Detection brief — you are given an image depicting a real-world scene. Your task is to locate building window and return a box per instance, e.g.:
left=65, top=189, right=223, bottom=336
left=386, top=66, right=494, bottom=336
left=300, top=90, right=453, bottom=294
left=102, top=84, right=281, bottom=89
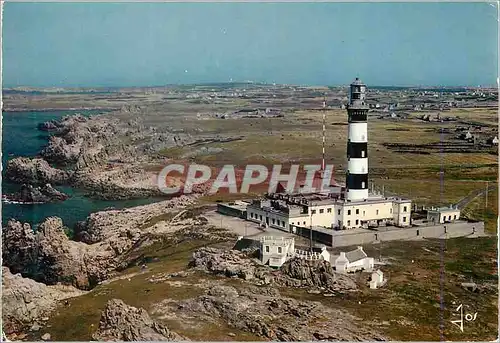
left=403, top=206, right=407, bottom=212
left=282, top=221, right=285, bottom=227
left=390, top=208, right=392, bottom=214
left=291, top=222, right=294, bottom=225
left=448, top=215, right=451, bottom=221
left=272, top=219, right=275, bottom=224
left=265, top=246, right=269, bottom=253
left=319, top=209, right=324, bottom=214
left=303, top=221, right=306, bottom=225
left=278, top=247, right=282, bottom=254
left=403, top=217, right=406, bottom=222
left=416, top=230, right=419, bottom=236
left=453, top=215, right=456, bottom=220
left=338, top=209, right=341, bottom=215
left=250, top=213, right=253, bottom=218
left=327, top=208, right=332, bottom=213
left=376, top=209, right=379, bottom=215
left=363, top=211, right=365, bottom=216
left=312, top=210, right=316, bottom=214
left=260, top=215, right=262, bottom=220
left=347, top=210, right=351, bottom=215
left=347, top=220, right=351, bottom=226
left=355, top=219, right=359, bottom=225
left=356, top=209, right=359, bottom=215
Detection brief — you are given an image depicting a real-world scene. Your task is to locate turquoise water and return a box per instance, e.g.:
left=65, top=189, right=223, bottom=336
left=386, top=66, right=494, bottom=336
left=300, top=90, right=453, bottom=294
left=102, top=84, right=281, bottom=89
left=2, top=111, right=163, bottom=229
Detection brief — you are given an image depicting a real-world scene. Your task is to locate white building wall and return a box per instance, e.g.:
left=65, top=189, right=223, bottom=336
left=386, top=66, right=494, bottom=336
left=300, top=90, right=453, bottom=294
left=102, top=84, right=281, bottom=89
left=247, top=206, right=290, bottom=231
left=427, top=209, right=460, bottom=224
left=341, top=201, right=394, bottom=229
left=393, top=201, right=411, bottom=227
left=260, top=237, right=295, bottom=266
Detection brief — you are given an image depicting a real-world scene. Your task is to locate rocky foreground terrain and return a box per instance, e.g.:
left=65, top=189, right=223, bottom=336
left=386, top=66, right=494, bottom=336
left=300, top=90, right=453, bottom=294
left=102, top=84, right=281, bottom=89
left=2, top=267, right=85, bottom=337
left=92, top=299, right=186, bottom=341
left=153, top=284, right=385, bottom=341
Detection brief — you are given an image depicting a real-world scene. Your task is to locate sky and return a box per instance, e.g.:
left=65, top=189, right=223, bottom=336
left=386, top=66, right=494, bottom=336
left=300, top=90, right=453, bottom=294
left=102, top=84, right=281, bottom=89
left=3, top=2, right=499, bottom=88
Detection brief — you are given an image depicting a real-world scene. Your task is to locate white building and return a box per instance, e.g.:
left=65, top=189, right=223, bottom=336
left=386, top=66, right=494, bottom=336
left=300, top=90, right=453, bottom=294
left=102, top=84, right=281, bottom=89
left=246, top=194, right=412, bottom=231
left=259, top=236, right=295, bottom=268
left=334, top=246, right=374, bottom=273
left=369, top=270, right=384, bottom=289
left=426, top=206, right=461, bottom=224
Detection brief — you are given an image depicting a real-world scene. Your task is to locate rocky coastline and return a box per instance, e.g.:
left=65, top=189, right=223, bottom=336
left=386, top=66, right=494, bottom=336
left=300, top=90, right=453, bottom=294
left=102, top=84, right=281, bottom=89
left=5, top=112, right=201, bottom=201
left=4, top=184, right=69, bottom=204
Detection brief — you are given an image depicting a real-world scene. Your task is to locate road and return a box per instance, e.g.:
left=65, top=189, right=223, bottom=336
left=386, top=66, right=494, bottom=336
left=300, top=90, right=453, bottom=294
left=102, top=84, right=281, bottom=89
left=455, top=187, right=488, bottom=209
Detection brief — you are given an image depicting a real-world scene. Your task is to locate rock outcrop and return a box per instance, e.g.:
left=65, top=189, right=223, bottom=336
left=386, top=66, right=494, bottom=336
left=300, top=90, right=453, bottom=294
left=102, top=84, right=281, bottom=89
left=190, top=247, right=357, bottom=293
left=276, top=258, right=357, bottom=292
left=5, top=183, right=69, bottom=203
left=156, top=285, right=385, bottom=341
left=5, top=157, right=70, bottom=185
left=2, top=217, right=93, bottom=289
left=37, top=120, right=62, bottom=132
left=3, top=201, right=232, bottom=290
left=92, top=299, right=185, bottom=341
left=2, top=267, right=84, bottom=334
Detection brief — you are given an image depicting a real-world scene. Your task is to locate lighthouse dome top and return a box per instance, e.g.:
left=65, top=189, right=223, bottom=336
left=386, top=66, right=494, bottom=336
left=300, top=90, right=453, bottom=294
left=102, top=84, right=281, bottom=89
left=351, top=77, right=365, bottom=86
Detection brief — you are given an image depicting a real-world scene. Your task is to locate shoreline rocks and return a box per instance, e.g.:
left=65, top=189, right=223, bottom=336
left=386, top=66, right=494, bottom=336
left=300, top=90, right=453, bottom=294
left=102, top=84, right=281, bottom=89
left=2, top=199, right=230, bottom=291
left=5, top=157, right=70, bottom=185
left=5, top=183, right=69, bottom=203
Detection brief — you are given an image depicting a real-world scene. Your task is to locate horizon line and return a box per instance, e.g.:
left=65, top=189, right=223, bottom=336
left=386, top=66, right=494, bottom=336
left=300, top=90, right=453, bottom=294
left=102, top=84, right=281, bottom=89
left=3, top=81, right=499, bottom=90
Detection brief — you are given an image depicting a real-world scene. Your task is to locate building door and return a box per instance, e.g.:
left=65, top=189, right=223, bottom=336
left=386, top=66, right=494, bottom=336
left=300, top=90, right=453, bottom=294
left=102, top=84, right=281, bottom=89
left=266, top=217, right=269, bottom=225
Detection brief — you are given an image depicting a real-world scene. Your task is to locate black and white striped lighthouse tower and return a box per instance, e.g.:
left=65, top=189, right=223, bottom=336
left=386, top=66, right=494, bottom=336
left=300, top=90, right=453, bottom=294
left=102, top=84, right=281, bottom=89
left=346, top=77, right=369, bottom=201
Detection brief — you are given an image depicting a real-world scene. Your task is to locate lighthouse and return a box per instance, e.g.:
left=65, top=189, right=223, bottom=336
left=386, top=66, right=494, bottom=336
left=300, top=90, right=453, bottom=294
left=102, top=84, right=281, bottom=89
left=346, top=77, right=369, bottom=201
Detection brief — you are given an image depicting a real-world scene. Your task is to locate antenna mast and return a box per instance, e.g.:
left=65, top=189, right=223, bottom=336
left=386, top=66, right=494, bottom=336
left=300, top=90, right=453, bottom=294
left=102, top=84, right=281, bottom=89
left=322, top=97, right=326, bottom=172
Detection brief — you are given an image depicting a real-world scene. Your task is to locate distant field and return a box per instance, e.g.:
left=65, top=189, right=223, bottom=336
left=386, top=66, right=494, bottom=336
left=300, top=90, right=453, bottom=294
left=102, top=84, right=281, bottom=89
left=161, top=107, right=498, bottom=233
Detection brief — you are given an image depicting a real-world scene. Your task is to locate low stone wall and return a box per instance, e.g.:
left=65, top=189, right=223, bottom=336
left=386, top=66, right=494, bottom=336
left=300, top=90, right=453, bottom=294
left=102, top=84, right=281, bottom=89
left=332, top=221, right=485, bottom=247
left=291, top=226, right=333, bottom=246
left=291, top=221, right=486, bottom=247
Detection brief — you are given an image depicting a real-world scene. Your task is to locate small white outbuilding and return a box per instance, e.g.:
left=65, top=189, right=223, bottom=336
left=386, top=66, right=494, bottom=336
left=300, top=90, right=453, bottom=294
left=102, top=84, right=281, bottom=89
left=334, top=246, right=374, bottom=273
left=369, top=270, right=385, bottom=289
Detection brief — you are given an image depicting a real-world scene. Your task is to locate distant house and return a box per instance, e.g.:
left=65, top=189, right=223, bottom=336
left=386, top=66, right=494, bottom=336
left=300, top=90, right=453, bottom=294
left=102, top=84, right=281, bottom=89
left=334, top=246, right=374, bottom=273
left=487, top=136, right=499, bottom=146
left=369, top=270, right=385, bottom=289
